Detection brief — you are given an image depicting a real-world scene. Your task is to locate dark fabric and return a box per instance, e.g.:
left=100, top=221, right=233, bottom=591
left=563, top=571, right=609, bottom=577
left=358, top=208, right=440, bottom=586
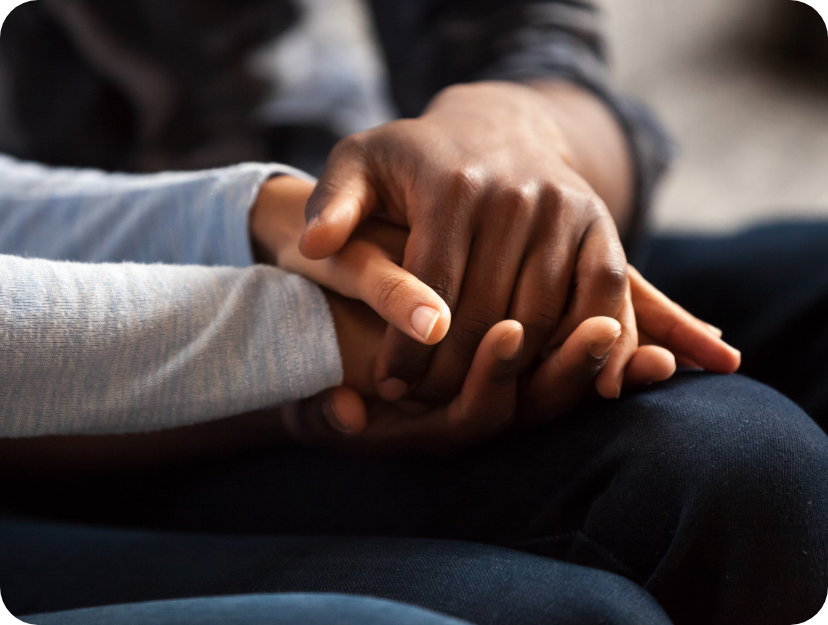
left=0, top=0, right=299, bottom=171
left=0, top=0, right=671, bottom=254
left=5, top=225, right=828, bottom=624
left=644, top=221, right=828, bottom=427
left=1, top=372, right=826, bottom=625
left=2, top=524, right=671, bottom=625
left=1, top=218, right=827, bottom=624
left=0, top=3, right=137, bottom=171
left=23, top=594, right=474, bottom=625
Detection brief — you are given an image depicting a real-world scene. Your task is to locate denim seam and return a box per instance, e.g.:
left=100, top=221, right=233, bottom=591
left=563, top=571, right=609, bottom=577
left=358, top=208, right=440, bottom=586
left=515, top=530, right=644, bottom=585
left=573, top=530, right=645, bottom=584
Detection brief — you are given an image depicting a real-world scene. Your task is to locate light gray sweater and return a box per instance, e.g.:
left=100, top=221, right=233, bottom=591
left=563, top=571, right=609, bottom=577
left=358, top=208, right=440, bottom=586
left=0, top=155, right=343, bottom=437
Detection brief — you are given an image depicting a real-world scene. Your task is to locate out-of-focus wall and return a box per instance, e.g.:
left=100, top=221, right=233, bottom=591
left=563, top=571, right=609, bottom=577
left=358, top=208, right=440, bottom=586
left=606, top=0, right=828, bottom=232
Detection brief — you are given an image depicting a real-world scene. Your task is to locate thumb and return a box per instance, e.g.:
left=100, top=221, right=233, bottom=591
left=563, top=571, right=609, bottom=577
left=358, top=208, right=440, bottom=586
left=333, top=238, right=452, bottom=346
left=522, top=316, right=622, bottom=424
left=300, top=138, right=379, bottom=260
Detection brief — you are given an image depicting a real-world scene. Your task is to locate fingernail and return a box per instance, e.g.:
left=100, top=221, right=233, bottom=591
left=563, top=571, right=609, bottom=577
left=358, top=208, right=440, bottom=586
left=411, top=306, right=441, bottom=342
left=299, top=216, right=322, bottom=246
left=615, top=380, right=623, bottom=399
left=306, top=215, right=323, bottom=232
left=322, top=400, right=351, bottom=434
left=588, top=335, right=620, bottom=360
left=378, top=378, right=408, bottom=401
left=495, top=327, right=524, bottom=361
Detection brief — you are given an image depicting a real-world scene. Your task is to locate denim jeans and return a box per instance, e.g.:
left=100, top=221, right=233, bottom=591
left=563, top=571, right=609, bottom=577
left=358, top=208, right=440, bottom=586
left=2, top=519, right=672, bottom=625
left=645, top=222, right=828, bottom=425
left=2, top=223, right=828, bottom=625
left=21, top=595, right=473, bottom=625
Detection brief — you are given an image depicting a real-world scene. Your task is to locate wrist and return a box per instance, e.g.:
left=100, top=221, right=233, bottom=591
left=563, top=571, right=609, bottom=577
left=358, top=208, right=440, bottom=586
left=249, top=175, right=316, bottom=265
left=525, top=79, right=634, bottom=232
left=427, top=79, right=633, bottom=234
left=425, top=81, right=577, bottom=166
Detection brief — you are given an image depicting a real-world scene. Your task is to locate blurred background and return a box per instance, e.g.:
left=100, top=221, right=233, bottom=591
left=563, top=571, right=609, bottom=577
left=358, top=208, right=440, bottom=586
left=266, top=0, right=828, bottom=234
left=608, top=0, right=828, bottom=233
left=3, top=0, right=827, bottom=234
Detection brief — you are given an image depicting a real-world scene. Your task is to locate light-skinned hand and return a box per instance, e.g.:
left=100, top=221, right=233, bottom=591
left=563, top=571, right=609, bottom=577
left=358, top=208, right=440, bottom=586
left=251, top=174, right=451, bottom=347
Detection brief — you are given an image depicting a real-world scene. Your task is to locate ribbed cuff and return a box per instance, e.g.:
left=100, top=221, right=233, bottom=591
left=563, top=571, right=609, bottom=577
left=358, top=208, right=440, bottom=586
left=220, top=162, right=318, bottom=269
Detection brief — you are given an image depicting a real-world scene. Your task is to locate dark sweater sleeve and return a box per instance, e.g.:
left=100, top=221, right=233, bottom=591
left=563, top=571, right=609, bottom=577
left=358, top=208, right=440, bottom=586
left=367, top=0, right=674, bottom=259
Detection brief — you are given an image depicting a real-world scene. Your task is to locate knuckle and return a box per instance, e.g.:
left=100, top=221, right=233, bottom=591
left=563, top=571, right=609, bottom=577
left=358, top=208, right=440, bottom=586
left=446, top=166, right=486, bottom=203
left=328, top=133, right=369, bottom=164
left=539, top=182, right=566, bottom=209
left=594, top=262, right=628, bottom=296
left=392, top=118, right=426, bottom=142
left=579, top=193, right=609, bottom=217
left=416, top=267, right=458, bottom=310
left=544, top=183, right=606, bottom=220
left=581, top=244, right=627, bottom=298
left=451, top=307, right=501, bottom=354
left=341, top=132, right=367, bottom=151
left=498, top=184, right=538, bottom=220
left=373, top=274, right=414, bottom=312
left=519, top=295, right=566, bottom=332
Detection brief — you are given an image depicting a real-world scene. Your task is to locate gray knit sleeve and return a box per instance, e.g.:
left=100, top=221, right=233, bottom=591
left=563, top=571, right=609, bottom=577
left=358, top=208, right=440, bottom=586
left=0, top=153, right=315, bottom=268
left=0, top=254, right=343, bottom=437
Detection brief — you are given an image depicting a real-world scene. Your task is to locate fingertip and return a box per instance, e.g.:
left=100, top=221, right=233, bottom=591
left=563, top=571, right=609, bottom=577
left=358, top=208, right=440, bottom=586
left=298, top=228, right=334, bottom=261
left=698, top=338, right=741, bottom=374
left=365, top=265, right=452, bottom=347
left=297, top=215, right=324, bottom=257
left=299, top=202, right=362, bottom=260
left=410, top=305, right=443, bottom=344
left=662, top=351, right=678, bottom=380
left=595, top=373, right=622, bottom=400
left=325, top=386, right=367, bottom=435
left=602, top=316, right=623, bottom=337
left=623, top=346, right=677, bottom=389
left=577, top=316, right=622, bottom=343
left=407, top=280, right=452, bottom=345
left=453, top=320, right=523, bottom=435
left=494, top=322, right=524, bottom=362
left=556, top=317, right=624, bottom=400
left=587, top=333, right=620, bottom=361
left=563, top=316, right=621, bottom=364
left=705, top=323, right=724, bottom=338
left=463, top=320, right=523, bottom=390
left=724, top=346, right=742, bottom=374
left=377, top=378, right=408, bottom=402
left=424, top=298, right=452, bottom=344
left=645, top=347, right=677, bottom=384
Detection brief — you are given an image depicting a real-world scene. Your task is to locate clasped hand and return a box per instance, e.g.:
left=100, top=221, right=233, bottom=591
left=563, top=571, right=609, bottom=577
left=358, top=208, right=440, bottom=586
left=251, top=81, right=741, bottom=453
left=252, top=199, right=739, bottom=455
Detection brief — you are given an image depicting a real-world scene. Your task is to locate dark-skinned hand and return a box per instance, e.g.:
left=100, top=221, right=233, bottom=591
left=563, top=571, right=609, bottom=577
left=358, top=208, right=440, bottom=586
left=299, top=81, right=631, bottom=406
